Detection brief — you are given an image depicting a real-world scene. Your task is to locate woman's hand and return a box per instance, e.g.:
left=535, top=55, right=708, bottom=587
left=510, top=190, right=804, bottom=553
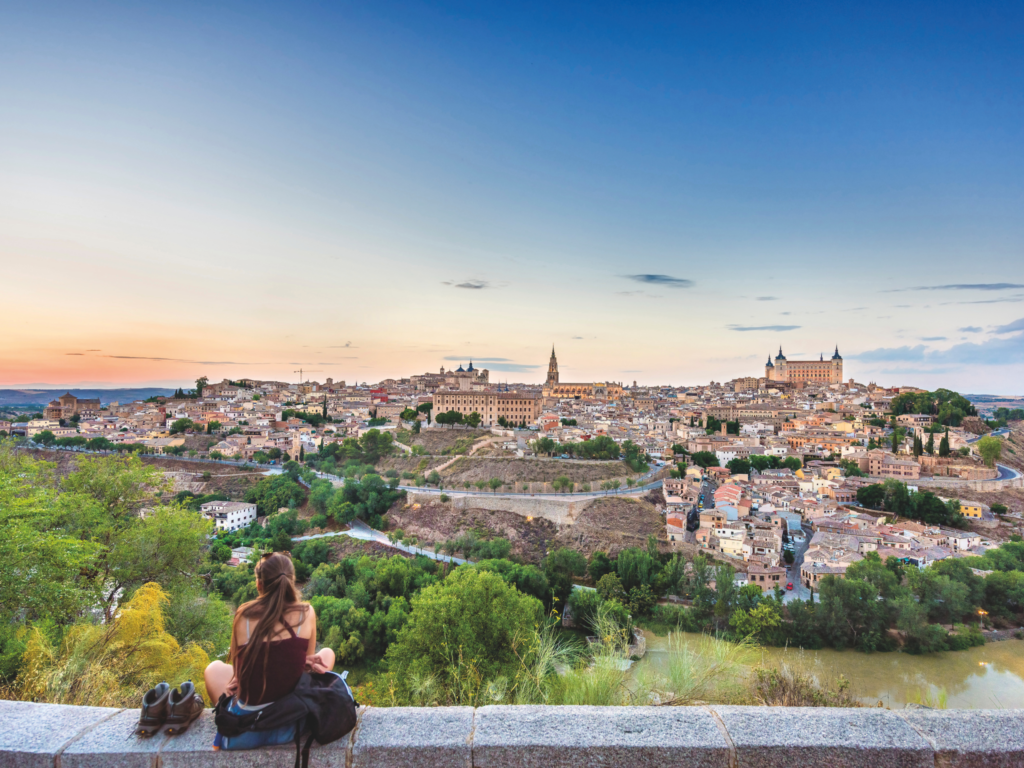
left=305, top=650, right=332, bottom=674
left=226, top=676, right=239, bottom=696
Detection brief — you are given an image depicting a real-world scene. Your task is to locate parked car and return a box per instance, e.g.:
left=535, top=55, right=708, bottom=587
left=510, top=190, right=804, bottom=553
left=785, top=582, right=794, bottom=591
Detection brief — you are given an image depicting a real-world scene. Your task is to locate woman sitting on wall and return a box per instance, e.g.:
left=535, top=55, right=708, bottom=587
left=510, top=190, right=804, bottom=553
left=204, top=552, right=336, bottom=749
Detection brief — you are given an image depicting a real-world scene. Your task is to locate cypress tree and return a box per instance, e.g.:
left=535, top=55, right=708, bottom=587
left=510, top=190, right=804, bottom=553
left=925, top=431, right=935, bottom=455
left=891, top=428, right=899, bottom=453
left=939, top=429, right=950, bottom=457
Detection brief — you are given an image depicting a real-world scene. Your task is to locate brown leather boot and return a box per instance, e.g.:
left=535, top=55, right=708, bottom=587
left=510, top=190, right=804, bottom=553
left=136, top=682, right=171, bottom=737
left=165, top=681, right=205, bottom=735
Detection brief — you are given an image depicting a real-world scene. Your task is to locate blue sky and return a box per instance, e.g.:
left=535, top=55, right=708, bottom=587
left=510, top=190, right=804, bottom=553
left=1, top=1, right=1022, bottom=391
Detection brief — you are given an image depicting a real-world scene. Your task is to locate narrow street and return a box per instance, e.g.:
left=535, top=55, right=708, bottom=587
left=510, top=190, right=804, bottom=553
left=782, top=523, right=812, bottom=603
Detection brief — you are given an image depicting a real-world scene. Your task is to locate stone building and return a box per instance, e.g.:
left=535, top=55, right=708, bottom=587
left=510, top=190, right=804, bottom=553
left=542, top=347, right=624, bottom=399
left=765, top=346, right=843, bottom=385
left=43, top=392, right=102, bottom=420
left=432, top=390, right=541, bottom=427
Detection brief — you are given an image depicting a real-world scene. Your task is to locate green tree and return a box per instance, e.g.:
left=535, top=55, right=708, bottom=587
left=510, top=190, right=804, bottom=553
left=977, top=435, right=1002, bottom=467
left=588, top=551, right=615, bottom=583
left=34, top=430, right=56, bottom=446
left=417, top=402, right=433, bottom=424
left=925, top=431, right=935, bottom=455
left=596, top=572, right=626, bottom=602
left=532, top=436, right=557, bottom=456
left=383, top=567, right=544, bottom=705
left=726, top=458, right=751, bottom=475
left=690, top=451, right=719, bottom=468
left=464, top=411, right=483, bottom=428
left=552, top=475, right=573, bottom=492
left=488, top=477, right=503, bottom=493
left=938, top=429, right=950, bottom=457
left=542, top=547, right=588, bottom=604
left=782, top=456, right=802, bottom=471
left=616, top=547, right=657, bottom=592
left=730, top=600, right=782, bottom=643
left=169, top=418, right=195, bottom=434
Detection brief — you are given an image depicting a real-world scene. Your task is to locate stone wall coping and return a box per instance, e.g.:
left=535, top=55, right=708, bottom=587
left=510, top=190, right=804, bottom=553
left=0, top=700, right=1022, bottom=767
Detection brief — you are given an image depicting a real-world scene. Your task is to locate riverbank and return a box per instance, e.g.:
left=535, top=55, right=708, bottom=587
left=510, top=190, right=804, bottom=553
left=639, top=631, right=1024, bottom=709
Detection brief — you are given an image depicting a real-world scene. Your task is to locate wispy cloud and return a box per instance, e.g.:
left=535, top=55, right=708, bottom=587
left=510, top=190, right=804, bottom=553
left=65, top=353, right=84, bottom=356
left=443, top=356, right=513, bottom=362
left=959, top=326, right=982, bottom=333
left=622, top=274, right=693, bottom=288
left=572, top=336, right=584, bottom=340
left=940, top=296, right=1024, bottom=306
left=854, top=324, right=1024, bottom=368
left=442, top=279, right=490, bottom=289
left=728, top=325, right=801, bottom=332
left=994, top=317, right=1024, bottom=334
left=327, top=342, right=357, bottom=348
left=103, top=355, right=264, bottom=365
left=884, top=283, right=1024, bottom=293
left=756, top=296, right=777, bottom=301
left=920, top=336, right=947, bottom=341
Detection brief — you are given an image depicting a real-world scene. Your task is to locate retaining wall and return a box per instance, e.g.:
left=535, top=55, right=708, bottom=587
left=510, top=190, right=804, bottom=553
left=2, top=700, right=1022, bottom=767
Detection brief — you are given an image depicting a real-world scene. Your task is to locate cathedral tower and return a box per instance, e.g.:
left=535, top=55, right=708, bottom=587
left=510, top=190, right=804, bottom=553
left=546, top=346, right=559, bottom=386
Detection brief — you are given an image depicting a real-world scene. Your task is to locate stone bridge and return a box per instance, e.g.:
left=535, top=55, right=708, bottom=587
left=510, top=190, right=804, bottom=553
left=2, top=700, right=1021, bottom=767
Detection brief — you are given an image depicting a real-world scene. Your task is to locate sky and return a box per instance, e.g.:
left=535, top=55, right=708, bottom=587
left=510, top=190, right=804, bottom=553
left=1, top=1, right=1022, bottom=392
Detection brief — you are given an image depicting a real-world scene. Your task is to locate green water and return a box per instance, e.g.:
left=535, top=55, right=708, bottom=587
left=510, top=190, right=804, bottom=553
left=641, top=633, right=1024, bottom=709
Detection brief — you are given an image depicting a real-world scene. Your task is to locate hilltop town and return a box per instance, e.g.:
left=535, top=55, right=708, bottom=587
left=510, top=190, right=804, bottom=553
left=3, top=346, right=1021, bottom=594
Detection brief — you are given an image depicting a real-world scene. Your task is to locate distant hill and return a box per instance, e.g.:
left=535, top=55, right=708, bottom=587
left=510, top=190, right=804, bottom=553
left=965, top=394, right=1024, bottom=418
left=0, top=388, right=175, bottom=407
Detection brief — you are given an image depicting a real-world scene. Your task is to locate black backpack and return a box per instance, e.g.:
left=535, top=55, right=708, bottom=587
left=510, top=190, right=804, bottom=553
left=214, top=671, right=358, bottom=768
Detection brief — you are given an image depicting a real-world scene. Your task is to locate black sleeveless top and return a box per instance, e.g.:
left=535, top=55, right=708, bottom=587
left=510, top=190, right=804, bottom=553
left=237, top=609, right=309, bottom=705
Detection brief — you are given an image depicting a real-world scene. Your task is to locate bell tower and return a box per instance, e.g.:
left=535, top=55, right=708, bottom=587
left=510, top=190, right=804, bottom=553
left=546, top=346, right=559, bottom=386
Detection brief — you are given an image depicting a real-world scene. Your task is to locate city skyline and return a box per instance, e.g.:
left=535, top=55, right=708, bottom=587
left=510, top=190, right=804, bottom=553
left=2, top=2, right=1022, bottom=392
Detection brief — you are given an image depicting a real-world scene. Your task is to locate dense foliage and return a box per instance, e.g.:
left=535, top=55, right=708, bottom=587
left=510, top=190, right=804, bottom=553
left=889, top=389, right=977, bottom=426
left=855, top=479, right=967, bottom=528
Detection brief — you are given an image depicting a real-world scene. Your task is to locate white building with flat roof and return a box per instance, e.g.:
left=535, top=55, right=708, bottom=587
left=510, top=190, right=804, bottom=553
left=201, top=500, right=258, bottom=532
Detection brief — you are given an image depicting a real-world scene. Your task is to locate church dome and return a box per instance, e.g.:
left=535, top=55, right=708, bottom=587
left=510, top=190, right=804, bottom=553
left=832, top=345, right=842, bottom=360
left=775, top=346, right=786, bottom=361
left=766, top=355, right=774, bottom=368
left=456, top=364, right=465, bottom=372
left=467, top=360, right=474, bottom=372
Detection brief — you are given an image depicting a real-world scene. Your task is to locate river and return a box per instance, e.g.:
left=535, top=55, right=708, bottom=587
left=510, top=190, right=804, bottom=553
left=640, top=632, right=1024, bottom=709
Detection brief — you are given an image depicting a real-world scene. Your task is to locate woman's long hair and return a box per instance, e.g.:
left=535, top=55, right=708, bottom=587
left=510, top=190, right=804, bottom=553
left=230, top=552, right=305, bottom=703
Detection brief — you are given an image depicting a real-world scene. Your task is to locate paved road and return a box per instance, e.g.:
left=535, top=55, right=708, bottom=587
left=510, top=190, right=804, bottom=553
left=292, top=519, right=469, bottom=565
left=287, top=466, right=666, bottom=500
left=782, top=525, right=812, bottom=604
left=996, top=463, right=1021, bottom=481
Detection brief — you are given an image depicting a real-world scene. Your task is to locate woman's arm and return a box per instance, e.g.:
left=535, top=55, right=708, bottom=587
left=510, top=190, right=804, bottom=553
left=306, top=606, right=317, bottom=657
left=304, top=606, right=336, bottom=673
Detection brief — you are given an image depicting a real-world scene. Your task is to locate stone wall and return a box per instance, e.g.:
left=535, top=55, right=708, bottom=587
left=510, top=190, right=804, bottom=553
left=2, top=700, right=1022, bottom=767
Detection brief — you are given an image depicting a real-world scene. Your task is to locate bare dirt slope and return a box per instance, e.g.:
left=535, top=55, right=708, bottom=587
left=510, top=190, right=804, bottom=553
left=386, top=499, right=558, bottom=563
left=553, top=497, right=667, bottom=557
left=440, top=457, right=635, bottom=485
left=377, top=456, right=452, bottom=475
left=397, top=427, right=491, bottom=454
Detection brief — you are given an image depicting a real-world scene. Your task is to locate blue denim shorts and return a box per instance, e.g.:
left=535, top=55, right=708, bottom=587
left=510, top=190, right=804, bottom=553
left=214, top=699, right=297, bottom=751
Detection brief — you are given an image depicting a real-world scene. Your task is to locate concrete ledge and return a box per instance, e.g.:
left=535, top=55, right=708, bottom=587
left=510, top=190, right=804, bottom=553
left=710, top=705, right=934, bottom=768
left=473, top=705, right=731, bottom=767
left=897, top=709, right=1024, bottom=768
left=352, top=707, right=473, bottom=768
left=0, top=700, right=1022, bottom=767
